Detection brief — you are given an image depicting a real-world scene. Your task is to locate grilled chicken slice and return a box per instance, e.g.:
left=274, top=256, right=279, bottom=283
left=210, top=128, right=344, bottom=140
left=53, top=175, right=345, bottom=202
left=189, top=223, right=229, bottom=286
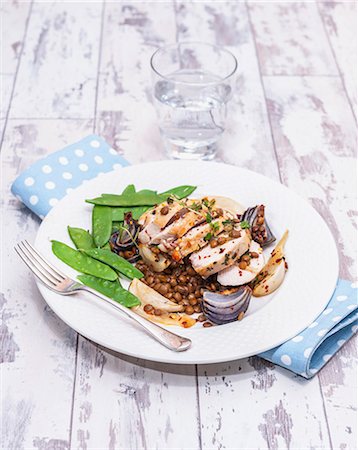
left=217, top=240, right=265, bottom=286
left=138, top=201, right=183, bottom=244
left=168, top=219, right=226, bottom=261
left=190, top=229, right=251, bottom=277
left=150, top=208, right=205, bottom=245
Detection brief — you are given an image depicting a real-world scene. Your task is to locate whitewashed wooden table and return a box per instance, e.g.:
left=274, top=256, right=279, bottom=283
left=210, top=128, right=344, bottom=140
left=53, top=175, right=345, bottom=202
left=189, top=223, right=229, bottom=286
left=1, top=1, right=357, bottom=449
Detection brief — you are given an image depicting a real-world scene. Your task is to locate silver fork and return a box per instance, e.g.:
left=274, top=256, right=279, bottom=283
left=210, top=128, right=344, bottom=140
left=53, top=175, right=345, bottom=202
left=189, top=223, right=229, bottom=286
left=15, top=240, right=192, bottom=352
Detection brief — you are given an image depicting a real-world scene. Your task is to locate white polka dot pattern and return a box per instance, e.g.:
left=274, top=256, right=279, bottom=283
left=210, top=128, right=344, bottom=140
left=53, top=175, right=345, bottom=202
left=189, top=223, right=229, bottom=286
left=260, top=279, right=357, bottom=379
left=11, top=135, right=129, bottom=218
left=30, top=195, right=39, bottom=205
left=42, top=165, right=52, bottom=174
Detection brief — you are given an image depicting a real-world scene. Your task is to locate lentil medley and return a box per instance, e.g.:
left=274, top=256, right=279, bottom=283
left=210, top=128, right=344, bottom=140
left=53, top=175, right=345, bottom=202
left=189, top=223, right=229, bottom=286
left=135, top=259, right=221, bottom=327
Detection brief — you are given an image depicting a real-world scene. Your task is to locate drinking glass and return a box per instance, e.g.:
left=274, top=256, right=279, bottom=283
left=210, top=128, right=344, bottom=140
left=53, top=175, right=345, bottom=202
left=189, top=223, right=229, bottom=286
left=151, top=42, right=237, bottom=160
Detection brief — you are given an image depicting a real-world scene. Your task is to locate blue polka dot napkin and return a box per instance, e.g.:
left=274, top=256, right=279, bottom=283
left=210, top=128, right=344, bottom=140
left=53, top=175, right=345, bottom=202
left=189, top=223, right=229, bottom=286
left=259, top=279, right=357, bottom=378
left=11, top=134, right=129, bottom=219
left=11, top=134, right=357, bottom=378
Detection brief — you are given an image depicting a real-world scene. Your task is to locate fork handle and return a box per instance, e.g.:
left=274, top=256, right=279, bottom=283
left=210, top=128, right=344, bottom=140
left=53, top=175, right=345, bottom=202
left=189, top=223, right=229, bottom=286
left=80, top=285, right=192, bottom=352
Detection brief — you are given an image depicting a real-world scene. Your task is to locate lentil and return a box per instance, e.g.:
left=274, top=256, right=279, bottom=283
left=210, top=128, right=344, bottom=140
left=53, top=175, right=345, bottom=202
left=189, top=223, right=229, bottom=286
left=238, top=261, right=248, bottom=270
left=203, top=322, right=213, bottom=327
left=231, top=229, right=241, bottom=238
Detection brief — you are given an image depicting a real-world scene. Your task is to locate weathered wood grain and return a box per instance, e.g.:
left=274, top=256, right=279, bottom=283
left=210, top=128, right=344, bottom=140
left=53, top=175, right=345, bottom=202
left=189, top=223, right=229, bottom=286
left=320, top=335, right=357, bottom=450
left=264, top=75, right=356, bottom=279
left=96, top=1, right=177, bottom=162
left=174, top=0, right=280, bottom=178
left=1, top=2, right=357, bottom=449
left=1, top=209, right=77, bottom=450
left=248, top=1, right=338, bottom=75
left=1, top=118, right=96, bottom=449
left=1, top=74, right=14, bottom=118
left=70, top=340, right=200, bottom=450
left=10, top=1, right=103, bottom=119
left=1, top=118, right=94, bottom=209
left=264, top=74, right=357, bottom=449
left=198, top=358, right=331, bottom=450
left=318, top=1, right=357, bottom=119
left=1, top=0, right=32, bottom=75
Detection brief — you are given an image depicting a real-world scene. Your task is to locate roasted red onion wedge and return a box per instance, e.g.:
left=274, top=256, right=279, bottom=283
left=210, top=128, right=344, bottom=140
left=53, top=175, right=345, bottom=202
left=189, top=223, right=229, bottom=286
left=241, top=205, right=276, bottom=247
left=109, top=212, right=141, bottom=262
left=202, top=286, right=252, bottom=325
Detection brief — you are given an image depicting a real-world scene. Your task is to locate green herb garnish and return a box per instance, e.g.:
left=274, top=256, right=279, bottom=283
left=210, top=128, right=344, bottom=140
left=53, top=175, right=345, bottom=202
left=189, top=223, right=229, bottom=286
left=206, top=212, right=212, bottom=223
left=204, top=232, right=212, bottom=242
left=240, top=220, right=250, bottom=229
left=211, top=221, right=220, bottom=231
left=222, top=219, right=233, bottom=225
left=190, top=202, right=202, bottom=211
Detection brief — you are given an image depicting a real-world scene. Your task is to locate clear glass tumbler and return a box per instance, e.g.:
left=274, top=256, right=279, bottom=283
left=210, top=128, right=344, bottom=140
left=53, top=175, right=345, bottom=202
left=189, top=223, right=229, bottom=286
left=151, top=42, right=237, bottom=160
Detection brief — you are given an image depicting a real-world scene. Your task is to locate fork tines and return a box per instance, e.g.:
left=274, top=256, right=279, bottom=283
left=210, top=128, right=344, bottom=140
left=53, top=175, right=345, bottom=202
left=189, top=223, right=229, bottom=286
left=14, top=240, right=66, bottom=288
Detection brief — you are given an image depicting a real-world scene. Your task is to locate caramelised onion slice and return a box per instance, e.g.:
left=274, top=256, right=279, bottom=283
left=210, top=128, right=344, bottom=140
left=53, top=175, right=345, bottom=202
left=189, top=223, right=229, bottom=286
left=252, top=230, right=288, bottom=297
left=202, top=286, right=252, bottom=325
left=241, top=205, right=275, bottom=247
left=109, top=212, right=141, bottom=262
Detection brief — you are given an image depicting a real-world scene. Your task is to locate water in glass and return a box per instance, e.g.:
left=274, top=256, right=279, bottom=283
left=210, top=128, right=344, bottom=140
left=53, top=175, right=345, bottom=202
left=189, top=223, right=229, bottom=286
left=154, top=69, right=232, bottom=159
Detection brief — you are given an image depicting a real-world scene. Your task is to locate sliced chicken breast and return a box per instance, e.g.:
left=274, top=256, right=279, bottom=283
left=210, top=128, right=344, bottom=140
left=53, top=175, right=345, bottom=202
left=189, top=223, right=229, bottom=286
left=150, top=208, right=205, bottom=245
left=168, top=219, right=226, bottom=260
left=189, top=230, right=251, bottom=277
left=217, top=240, right=265, bottom=286
left=138, top=201, right=183, bottom=244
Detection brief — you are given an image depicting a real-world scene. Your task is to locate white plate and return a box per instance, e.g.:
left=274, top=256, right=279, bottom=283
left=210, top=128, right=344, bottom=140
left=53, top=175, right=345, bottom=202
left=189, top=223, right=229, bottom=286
left=35, top=161, right=338, bottom=364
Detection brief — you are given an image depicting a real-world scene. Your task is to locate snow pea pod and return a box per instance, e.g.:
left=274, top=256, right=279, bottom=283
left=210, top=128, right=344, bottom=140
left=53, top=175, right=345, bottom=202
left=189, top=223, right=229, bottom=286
left=52, top=241, right=117, bottom=281
left=159, top=185, right=197, bottom=199
left=68, top=226, right=95, bottom=250
left=77, top=274, right=140, bottom=307
left=84, top=248, right=143, bottom=279
left=121, top=184, right=136, bottom=195
left=92, top=205, right=112, bottom=247
left=112, top=205, right=151, bottom=221
left=86, top=192, right=162, bottom=206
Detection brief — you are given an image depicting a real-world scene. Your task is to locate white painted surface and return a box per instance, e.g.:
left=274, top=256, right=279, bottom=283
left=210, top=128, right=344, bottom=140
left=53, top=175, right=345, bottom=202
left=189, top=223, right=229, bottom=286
left=1, top=1, right=356, bottom=449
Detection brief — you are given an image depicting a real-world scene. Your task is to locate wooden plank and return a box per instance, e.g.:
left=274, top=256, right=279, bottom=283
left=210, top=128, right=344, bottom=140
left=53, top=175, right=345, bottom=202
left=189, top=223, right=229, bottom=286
left=248, top=1, right=338, bottom=75
left=264, top=75, right=356, bottom=279
left=1, top=118, right=94, bottom=209
left=10, top=1, right=103, bottom=119
left=319, top=335, right=358, bottom=450
left=1, top=74, right=13, bottom=118
left=318, top=1, right=357, bottom=119
left=96, top=1, right=177, bottom=162
left=174, top=0, right=280, bottom=178
left=70, top=339, right=200, bottom=450
left=174, top=2, right=333, bottom=449
left=1, top=0, right=32, bottom=75
left=1, top=118, right=95, bottom=448
left=264, top=75, right=357, bottom=449
left=198, top=359, right=331, bottom=449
